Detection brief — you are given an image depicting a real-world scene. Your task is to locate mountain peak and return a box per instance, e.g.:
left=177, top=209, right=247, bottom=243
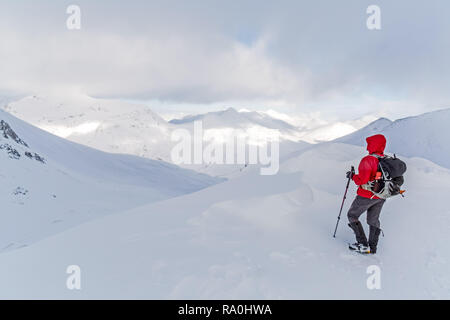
left=221, top=107, right=239, bottom=114
left=367, top=117, right=393, bottom=129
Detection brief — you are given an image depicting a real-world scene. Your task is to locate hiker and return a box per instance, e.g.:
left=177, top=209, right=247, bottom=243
left=346, top=134, right=387, bottom=254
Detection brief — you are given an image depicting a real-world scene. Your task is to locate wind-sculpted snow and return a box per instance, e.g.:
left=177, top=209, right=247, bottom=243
left=0, top=142, right=449, bottom=299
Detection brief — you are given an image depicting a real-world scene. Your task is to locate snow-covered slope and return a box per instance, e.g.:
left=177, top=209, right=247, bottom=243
left=336, top=108, right=450, bottom=169
left=297, top=121, right=364, bottom=144
left=335, top=117, right=392, bottom=144
left=0, top=109, right=221, bottom=252
left=4, top=95, right=172, bottom=160
left=1, top=141, right=448, bottom=299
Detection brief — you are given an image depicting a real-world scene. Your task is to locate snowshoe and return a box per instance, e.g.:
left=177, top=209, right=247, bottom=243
left=348, top=242, right=371, bottom=254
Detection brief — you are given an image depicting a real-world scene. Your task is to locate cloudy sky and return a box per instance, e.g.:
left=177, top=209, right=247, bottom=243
left=1, top=0, right=449, bottom=120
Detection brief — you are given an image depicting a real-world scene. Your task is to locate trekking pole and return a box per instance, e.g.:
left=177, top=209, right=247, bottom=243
left=333, top=166, right=354, bottom=238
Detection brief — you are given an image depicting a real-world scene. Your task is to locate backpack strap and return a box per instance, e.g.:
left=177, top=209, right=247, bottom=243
left=361, top=153, right=385, bottom=197
left=369, top=153, right=384, bottom=159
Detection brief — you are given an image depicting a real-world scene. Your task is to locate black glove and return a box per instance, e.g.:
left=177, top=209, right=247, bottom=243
left=346, top=171, right=354, bottom=179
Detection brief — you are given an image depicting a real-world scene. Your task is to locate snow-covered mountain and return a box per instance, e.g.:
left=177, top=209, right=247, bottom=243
left=171, top=107, right=378, bottom=144
left=0, top=109, right=221, bottom=252
left=3, top=95, right=378, bottom=166
left=168, top=107, right=312, bottom=177
left=4, top=96, right=307, bottom=154
left=337, top=108, right=450, bottom=169
left=4, top=95, right=172, bottom=160
left=5, top=95, right=425, bottom=180
left=170, top=107, right=304, bottom=141
left=1, top=140, right=449, bottom=299
left=3, top=96, right=312, bottom=178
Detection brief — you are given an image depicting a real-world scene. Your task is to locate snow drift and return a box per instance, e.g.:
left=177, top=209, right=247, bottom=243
left=0, top=141, right=449, bottom=299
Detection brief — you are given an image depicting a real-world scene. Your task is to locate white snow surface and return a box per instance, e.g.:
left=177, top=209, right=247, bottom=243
left=0, top=109, right=222, bottom=252
left=1, top=97, right=449, bottom=299
left=0, top=141, right=449, bottom=299
left=337, top=108, right=450, bottom=169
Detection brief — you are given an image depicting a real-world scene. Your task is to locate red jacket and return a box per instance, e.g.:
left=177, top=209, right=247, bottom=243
left=352, top=134, right=387, bottom=199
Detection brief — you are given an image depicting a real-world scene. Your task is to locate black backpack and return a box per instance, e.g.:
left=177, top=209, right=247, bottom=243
left=367, top=154, right=407, bottom=199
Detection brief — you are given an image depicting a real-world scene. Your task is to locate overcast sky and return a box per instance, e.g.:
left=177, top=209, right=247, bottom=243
left=1, top=0, right=449, bottom=120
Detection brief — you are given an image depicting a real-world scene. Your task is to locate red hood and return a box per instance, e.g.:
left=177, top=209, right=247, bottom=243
left=366, top=134, right=386, bottom=155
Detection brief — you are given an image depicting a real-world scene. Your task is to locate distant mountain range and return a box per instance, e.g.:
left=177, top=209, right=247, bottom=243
left=4, top=94, right=450, bottom=172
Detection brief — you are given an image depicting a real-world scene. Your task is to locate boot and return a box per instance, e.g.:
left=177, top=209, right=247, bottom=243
left=369, top=225, right=381, bottom=254
left=348, top=221, right=369, bottom=252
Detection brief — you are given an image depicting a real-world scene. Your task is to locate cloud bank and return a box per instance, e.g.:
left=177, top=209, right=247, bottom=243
left=1, top=0, right=449, bottom=119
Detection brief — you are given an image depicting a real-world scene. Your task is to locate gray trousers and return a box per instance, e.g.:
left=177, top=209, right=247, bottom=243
left=347, top=195, right=385, bottom=228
